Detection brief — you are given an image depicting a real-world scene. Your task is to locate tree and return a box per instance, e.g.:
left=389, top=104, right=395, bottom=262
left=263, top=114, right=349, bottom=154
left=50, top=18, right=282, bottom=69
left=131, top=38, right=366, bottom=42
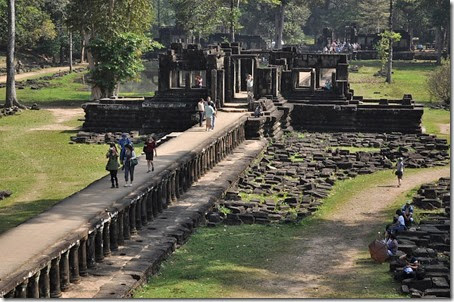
left=375, top=30, right=401, bottom=78
left=357, top=0, right=389, bottom=34
left=66, top=0, right=154, bottom=99
left=426, top=59, right=450, bottom=104
left=5, top=0, right=24, bottom=109
left=89, top=33, right=152, bottom=97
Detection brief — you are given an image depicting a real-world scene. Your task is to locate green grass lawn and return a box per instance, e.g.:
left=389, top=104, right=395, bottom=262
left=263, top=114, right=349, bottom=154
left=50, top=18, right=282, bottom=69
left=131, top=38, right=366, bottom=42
left=0, top=110, right=108, bottom=233
left=349, top=60, right=437, bottom=102
left=422, top=108, right=450, bottom=143
left=136, top=168, right=448, bottom=299
left=0, top=71, right=155, bottom=107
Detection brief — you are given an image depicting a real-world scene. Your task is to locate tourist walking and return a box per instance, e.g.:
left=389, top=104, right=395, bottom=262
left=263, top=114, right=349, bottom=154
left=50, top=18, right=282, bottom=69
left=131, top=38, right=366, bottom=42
left=394, top=157, right=404, bottom=187
left=143, top=136, right=157, bottom=172
left=246, top=74, right=254, bottom=98
left=118, top=133, right=132, bottom=162
left=123, top=144, right=137, bottom=187
left=207, top=96, right=217, bottom=130
left=106, top=143, right=120, bottom=188
left=204, top=101, right=215, bottom=131
left=197, top=98, right=205, bottom=127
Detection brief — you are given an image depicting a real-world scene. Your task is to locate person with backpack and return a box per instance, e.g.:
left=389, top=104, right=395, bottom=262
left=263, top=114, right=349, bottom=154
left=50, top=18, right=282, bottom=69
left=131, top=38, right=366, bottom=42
left=143, top=136, right=157, bottom=172
left=105, top=143, right=120, bottom=188
left=118, top=133, right=132, bottom=163
left=395, top=157, right=404, bottom=187
left=123, top=144, right=137, bottom=187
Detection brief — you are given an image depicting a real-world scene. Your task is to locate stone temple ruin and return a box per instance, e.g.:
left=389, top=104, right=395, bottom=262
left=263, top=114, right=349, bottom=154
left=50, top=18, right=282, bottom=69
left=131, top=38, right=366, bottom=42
left=82, top=42, right=423, bottom=136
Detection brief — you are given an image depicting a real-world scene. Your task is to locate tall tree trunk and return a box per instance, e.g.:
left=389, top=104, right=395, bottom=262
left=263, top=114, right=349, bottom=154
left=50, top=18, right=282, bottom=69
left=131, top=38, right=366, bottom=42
left=5, top=0, right=24, bottom=109
left=69, top=31, right=73, bottom=73
left=84, top=32, right=102, bottom=100
left=230, top=0, right=235, bottom=42
left=80, top=29, right=86, bottom=63
left=386, top=0, right=393, bottom=84
left=274, top=1, right=286, bottom=49
left=59, top=41, right=64, bottom=66
left=435, top=27, right=443, bottom=65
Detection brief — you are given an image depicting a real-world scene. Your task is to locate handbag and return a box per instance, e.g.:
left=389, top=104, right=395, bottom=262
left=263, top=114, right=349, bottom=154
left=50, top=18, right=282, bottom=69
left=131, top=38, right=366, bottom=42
left=130, top=157, right=139, bottom=167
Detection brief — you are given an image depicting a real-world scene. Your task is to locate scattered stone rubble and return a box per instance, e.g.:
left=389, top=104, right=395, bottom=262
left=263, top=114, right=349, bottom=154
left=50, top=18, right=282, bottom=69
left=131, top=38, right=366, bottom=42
left=389, top=177, right=450, bottom=298
left=207, top=131, right=449, bottom=226
left=69, top=131, right=170, bottom=145
left=0, top=106, right=21, bottom=118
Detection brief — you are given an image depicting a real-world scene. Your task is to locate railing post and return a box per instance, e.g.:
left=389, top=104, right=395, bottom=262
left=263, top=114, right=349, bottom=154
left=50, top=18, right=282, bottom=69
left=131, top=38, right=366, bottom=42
left=95, top=225, right=104, bottom=262
left=79, top=238, right=88, bottom=276
left=69, top=243, right=81, bottom=284
left=103, top=221, right=111, bottom=257
left=110, top=215, right=119, bottom=251
left=60, top=250, right=70, bottom=291
left=129, top=203, right=137, bottom=235
left=39, top=263, right=51, bottom=298
left=117, top=211, right=125, bottom=245
left=135, top=199, right=142, bottom=230
left=15, top=279, right=28, bottom=298
left=86, top=231, right=96, bottom=268
left=49, top=255, right=62, bottom=298
left=123, top=207, right=131, bottom=240
left=27, top=271, right=40, bottom=298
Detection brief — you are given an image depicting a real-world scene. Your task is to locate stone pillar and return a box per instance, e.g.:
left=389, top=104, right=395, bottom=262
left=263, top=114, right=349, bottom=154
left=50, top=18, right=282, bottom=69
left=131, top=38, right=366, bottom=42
left=140, top=196, right=148, bottom=226
left=146, top=192, right=153, bottom=221
left=110, top=216, right=119, bottom=251
left=156, top=186, right=163, bottom=213
left=123, top=207, right=131, bottom=240
left=39, top=264, right=51, bottom=298
left=4, top=290, right=15, bottom=298
left=103, top=221, right=111, bottom=257
left=217, top=69, right=225, bottom=108
left=135, top=200, right=142, bottom=231
left=69, top=243, right=81, bottom=284
left=117, top=211, right=125, bottom=245
left=95, top=225, right=104, bottom=262
left=15, top=279, right=28, bottom=298
left=152, top=188, right=159, bottom=216
left=87, top=231, right=96, bottom=268
left=161, top=181, right=168, bottom=210
left=79, top=238, right=88, bottom=276
left=310, top=69, right=316, bottom=92
left=166, top=178, right=172, bottom=204
left=315, top=67, right=320, bottom=88
left=175, top=171, right=181, bottom=199
left=60, top=250, right=70, bottom=291
left=49, top=256, right=62, bottom=298
left=130, top=203, right=137, bottom=235
left=27, top=271, right=40, bottom=298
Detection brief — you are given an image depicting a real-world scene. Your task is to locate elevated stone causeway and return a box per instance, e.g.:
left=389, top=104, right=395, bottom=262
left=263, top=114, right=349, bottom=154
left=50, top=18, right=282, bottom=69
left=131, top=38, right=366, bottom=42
left=0, top=112, right=248, bottom=298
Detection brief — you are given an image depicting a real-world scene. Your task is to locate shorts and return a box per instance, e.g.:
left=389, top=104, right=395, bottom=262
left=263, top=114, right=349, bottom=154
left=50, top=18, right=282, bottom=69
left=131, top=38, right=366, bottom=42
left=395, top=170, right=403, bottom=179
left=145, top=152, right=154, bottom=161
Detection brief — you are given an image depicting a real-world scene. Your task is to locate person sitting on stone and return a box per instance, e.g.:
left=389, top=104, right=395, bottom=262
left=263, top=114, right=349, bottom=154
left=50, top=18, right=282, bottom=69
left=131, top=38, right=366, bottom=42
left=324, top=80, right=332, bottom=91
left=401, top=201, right=414, bottom=227
left=385, top=232, right=398, bottom=257
left=396, top=251, right=422, bottom=280
left=389, top=209, right=407, bottom=234
left=195, top=75, right=203, bottom=88
left=254, top=103, right=263, bottom=118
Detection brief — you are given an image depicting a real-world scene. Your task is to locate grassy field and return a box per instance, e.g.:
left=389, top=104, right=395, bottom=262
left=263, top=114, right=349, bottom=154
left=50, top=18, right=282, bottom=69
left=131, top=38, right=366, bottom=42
left=422, top=108, right=450, bottom=143
left=135, top=168, right=448, bottom=299
left=0, top=71, right=154, bottom=106
left=0, top=110, right=108, bottom=233
left=349, top=60, right=437, bottom=102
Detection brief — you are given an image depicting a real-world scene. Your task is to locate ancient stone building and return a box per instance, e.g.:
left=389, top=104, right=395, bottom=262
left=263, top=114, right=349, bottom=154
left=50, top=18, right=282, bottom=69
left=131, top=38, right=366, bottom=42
left=82, top=42, right=423, bottom=135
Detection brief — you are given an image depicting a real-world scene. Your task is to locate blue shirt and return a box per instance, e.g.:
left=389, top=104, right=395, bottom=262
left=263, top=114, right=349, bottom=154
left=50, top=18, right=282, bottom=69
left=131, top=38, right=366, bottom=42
left=204, top=105, right=215, bottom=118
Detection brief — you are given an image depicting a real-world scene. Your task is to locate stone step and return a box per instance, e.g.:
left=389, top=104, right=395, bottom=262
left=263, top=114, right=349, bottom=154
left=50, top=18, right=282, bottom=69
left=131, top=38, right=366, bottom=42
left=219, top=108, right=249, bottom=113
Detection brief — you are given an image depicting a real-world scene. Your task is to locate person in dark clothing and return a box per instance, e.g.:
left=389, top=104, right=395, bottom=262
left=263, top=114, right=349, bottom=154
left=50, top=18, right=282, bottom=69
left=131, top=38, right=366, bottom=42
left=106, top=143, right=120, bottom=188
left=143, top=136, right=158, bottom=172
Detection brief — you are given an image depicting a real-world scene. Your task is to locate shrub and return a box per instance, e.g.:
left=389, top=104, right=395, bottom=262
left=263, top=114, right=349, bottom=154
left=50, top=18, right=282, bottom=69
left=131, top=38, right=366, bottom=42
left=427, top=59, right=451, bottom=104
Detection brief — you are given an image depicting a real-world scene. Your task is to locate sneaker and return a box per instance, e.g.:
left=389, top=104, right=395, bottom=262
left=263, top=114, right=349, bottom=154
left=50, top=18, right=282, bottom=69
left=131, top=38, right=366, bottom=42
left=147, top=170, right=151, bottom=173
left=124, top=184, right=129, bottom=187
left=129, top=183, right=133, bottom=187
left=111, top=185, right=115, bottom=188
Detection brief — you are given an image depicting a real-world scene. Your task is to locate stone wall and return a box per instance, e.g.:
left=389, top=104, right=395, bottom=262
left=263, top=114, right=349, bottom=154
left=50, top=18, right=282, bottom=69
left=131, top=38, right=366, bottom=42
left=291, top=102, right=424, bottom=133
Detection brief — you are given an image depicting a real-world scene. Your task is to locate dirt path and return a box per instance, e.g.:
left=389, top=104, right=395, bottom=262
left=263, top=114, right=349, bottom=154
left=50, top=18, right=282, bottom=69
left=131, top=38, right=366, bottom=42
left=0, top=64, right=87, bottom=84
left=29, top=108, right=83, bottom=131
left=438, top=123, right=450, bottom=135
left=240, top=166, right=450, bottom=298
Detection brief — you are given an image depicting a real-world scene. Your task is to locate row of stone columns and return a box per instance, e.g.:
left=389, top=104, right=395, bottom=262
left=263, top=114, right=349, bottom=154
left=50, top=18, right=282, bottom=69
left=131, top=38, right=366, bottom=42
left=5, top=122, right=246, bottom=299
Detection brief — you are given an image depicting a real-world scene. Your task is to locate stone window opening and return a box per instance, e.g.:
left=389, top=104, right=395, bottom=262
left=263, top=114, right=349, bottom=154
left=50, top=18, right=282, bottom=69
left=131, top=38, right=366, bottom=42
left=297, top=71, right=311, bottom=89
left=191, top=71, right=206, bottom=89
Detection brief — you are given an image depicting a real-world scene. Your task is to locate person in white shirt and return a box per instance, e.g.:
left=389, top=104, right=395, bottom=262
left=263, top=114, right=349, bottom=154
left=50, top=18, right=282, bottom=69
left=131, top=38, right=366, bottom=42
left=197, top=98, right=205, bottom=127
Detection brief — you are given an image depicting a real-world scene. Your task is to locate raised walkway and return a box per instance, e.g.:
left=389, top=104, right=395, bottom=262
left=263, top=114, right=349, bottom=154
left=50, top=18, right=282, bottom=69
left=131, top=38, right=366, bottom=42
left=0, top=111, right=248, bottom=297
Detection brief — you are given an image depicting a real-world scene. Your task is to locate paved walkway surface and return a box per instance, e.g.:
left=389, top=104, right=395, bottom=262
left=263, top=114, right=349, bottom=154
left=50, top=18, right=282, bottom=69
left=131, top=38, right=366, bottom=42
left=0, top=64, right=87, bottom=84
left=0, top=111, right=247, bottom=284
left=62, top=139, right=267, bottom=298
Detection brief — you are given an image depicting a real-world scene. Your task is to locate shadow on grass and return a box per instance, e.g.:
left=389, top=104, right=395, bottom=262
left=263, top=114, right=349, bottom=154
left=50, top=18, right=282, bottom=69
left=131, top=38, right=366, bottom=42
left=0, top=198, right=61, bottom=235
left=24, top=100, right=89, bottom=108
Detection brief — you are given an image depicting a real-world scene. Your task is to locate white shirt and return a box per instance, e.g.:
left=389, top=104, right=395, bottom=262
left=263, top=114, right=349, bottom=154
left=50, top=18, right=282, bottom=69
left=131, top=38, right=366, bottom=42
left=398, top=215, right=405, bottom=226
left=197, top=101, right=205, bottom=112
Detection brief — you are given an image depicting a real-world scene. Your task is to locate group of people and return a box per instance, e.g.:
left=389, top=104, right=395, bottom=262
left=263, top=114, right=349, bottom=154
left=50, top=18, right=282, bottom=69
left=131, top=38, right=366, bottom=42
left=197, top=97, right=217, bottom=131
left=322, top=41, right=361, bottom=54
left=105, top=133, right=157, bottom=188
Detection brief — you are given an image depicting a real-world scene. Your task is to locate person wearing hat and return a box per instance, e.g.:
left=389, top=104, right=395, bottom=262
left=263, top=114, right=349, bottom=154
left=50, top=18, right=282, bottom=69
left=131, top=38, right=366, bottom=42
left=394, top=157, right=404, bottom=187
left=118, top=133, right=132, bottom=163
left=401, top=201, right=414, bottom=227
